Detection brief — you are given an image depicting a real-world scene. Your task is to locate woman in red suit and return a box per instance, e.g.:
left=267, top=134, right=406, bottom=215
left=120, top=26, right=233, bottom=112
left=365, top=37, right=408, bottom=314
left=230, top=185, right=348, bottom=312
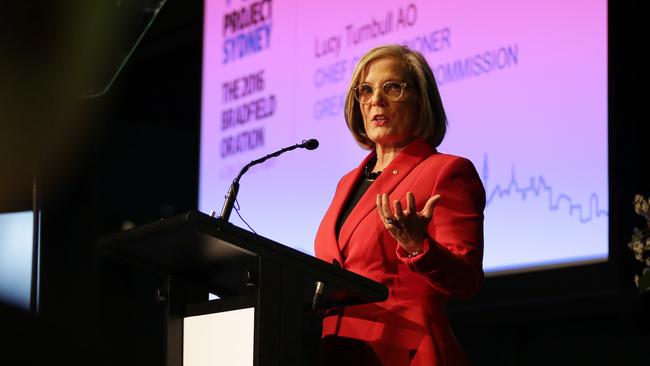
left=314, top=44, right=485, bottom=365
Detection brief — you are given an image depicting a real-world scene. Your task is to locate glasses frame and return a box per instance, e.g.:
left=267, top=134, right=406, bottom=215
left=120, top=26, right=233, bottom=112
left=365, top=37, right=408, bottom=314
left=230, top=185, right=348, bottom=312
left=352, top=81, right=408, bottom=104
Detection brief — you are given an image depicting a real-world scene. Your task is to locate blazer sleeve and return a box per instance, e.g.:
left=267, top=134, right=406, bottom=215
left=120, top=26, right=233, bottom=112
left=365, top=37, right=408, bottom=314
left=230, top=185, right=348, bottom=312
left=396, top=156, right=486, bottom=299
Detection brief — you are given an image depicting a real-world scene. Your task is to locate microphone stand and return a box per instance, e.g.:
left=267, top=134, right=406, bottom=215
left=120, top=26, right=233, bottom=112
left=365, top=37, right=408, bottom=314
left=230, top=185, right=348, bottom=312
left=218, top=140, right=318, bottom=222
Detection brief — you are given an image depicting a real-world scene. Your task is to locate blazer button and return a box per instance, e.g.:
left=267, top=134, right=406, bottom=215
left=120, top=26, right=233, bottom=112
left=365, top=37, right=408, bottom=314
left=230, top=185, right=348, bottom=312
left=392, top=169, right=398, bottom=175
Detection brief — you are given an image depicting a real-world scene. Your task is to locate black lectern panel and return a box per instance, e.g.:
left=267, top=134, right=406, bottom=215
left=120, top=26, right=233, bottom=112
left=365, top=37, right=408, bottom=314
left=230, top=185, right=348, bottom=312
left=100, top=210, right=387, bottom=309
left=98, top=210, right=387, bottom=366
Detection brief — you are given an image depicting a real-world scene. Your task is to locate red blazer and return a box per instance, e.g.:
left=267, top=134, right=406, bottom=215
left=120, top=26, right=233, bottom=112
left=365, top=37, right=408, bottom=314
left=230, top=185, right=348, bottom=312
left=314, top=139, right=485, bottom=366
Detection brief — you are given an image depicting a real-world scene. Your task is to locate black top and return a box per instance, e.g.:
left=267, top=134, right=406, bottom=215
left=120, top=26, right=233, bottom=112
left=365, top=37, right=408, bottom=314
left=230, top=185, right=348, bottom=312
left=335, top=177, right=374, bottom=239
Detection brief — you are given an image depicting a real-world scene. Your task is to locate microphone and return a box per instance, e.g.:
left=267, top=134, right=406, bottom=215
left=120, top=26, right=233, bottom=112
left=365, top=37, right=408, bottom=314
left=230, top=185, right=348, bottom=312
left=218, top=139, right=320, bottom=222
left=312, top=259, right=340, bottom=311
left=301, top=138, right=319, bottom=150
left=312, top=281, right=325, bottom=311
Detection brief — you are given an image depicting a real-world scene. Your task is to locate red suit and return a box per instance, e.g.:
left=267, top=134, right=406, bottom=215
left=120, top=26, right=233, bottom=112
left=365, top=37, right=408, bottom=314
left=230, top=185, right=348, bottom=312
left=315, top=139, right=485, bottom=366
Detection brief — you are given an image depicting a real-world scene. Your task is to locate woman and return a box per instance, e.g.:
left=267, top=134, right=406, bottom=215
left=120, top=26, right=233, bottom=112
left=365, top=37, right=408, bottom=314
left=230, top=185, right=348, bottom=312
left=314, top=44, right=486, bottom=365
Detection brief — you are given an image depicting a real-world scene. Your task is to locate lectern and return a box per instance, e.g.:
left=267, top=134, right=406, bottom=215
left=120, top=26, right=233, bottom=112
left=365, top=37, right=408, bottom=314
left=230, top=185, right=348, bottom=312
left=97, top=210, right=387, bottom=366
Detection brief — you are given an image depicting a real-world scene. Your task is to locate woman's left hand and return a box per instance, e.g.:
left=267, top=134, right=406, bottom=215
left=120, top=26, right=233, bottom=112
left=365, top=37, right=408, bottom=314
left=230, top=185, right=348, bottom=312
left=376, top=192, right=441, bottom=254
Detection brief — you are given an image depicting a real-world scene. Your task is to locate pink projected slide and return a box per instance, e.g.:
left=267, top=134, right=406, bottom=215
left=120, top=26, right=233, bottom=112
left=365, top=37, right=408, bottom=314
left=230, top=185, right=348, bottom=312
left=199, top=0, right=608, bottom=274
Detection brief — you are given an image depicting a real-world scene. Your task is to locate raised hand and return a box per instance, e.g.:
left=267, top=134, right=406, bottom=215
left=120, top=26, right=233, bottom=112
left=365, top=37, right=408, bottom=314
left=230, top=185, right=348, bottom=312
left=376, top=192, right=441, bottom=255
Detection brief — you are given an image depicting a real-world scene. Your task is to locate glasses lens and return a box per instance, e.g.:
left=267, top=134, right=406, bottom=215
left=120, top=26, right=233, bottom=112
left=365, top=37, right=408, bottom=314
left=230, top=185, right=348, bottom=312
left=383, top=82, right=404, bottom=101
left=356, top=84, right=373, bottom=103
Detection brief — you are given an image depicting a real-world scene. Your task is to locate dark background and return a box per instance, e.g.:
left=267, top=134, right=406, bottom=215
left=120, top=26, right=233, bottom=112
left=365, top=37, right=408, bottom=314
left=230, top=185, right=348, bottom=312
left=1, top=1, right=647, bottom=365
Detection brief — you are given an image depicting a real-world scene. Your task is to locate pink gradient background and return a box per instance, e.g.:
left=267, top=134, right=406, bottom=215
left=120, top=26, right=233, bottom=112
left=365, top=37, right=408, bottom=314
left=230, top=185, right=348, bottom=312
left=200, top=0, right=608, bottom=273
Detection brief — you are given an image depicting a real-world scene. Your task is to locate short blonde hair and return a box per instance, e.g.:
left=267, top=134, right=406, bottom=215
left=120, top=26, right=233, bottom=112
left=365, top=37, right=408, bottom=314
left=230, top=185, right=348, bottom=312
left=345, top=44, right=447, bottom=149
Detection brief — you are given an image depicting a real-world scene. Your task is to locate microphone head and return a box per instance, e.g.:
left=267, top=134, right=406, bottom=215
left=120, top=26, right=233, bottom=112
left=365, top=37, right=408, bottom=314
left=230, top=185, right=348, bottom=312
left=302, top=139, right=319, bottom=150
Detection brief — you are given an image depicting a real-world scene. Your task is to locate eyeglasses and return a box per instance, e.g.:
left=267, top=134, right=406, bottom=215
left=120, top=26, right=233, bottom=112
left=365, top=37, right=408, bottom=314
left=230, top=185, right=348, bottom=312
left=352, top=81, right=408, bottom=104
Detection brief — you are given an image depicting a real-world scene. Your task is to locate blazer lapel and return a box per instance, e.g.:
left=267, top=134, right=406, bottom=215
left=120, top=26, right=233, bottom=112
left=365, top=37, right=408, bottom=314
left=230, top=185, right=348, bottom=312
left=320, top=152, right=376, bottom=264
left=337, top=139, right=436, bottom=254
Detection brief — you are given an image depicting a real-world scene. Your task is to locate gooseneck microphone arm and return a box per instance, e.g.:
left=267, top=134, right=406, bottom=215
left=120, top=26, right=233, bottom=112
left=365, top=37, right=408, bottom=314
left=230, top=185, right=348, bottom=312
left=219, top=139, right=319, bottom=222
